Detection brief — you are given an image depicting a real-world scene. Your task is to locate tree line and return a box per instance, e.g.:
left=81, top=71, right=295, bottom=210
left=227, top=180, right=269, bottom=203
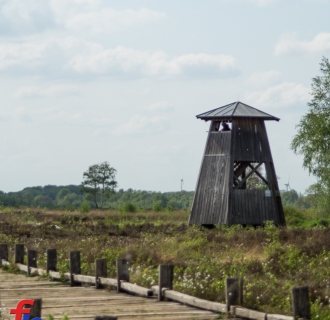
left=0, top=183, right=322, bottom=212
left=0, top=185, right=194, bottom=211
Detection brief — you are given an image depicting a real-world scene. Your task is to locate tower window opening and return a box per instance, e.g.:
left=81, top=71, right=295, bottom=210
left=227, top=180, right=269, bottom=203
left=233, top=162, right=269, bottom=190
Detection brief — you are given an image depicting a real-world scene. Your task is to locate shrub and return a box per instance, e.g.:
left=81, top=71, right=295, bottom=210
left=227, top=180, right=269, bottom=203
left=122, top=202, right=137, bottom=213
left=166, top=205, right=174, bottom=212
left=79, top=202, right=91, bottom=214
left=284, top=206, right=305, bottom=226
left=152, top=201, right=162, bottom=212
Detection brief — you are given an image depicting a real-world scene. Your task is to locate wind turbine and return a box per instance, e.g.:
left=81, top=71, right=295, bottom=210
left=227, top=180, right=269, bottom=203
left=284, top=174, right=291, bottom=192
left=181, top=179, right=184, bottom=191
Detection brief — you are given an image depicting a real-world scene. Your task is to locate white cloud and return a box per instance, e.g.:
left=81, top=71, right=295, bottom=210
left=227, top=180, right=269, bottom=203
left=0, top=1, right=165, bottom=35
left=144, top=101, right=174, bottom=112
left=64, top=8, right=166, bottom=33
left=0, top=0, right=54, bottom=35
left=17, top=84, right=80, bottom=98
left=0, top=37, right=83, bottom=73
left=44, top=110, right=114, bottom=126
left=248, top=70, right=282, bottom=86
left=275, top=33, right=330, bottom=55
left=113, top=115, right=169, bottom=135
left=0, top=38, right=239, bottom=79
left=50, top=1, right=166, bottom=33
left=0, top=106, right=114, bottom=126
left=245, top=82, right=310, bottom=107
left=68, top=46, right=240, bottom=78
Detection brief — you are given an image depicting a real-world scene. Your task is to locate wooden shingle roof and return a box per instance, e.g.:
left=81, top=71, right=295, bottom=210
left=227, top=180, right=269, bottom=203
left=196, top=101, right=280, bottom=121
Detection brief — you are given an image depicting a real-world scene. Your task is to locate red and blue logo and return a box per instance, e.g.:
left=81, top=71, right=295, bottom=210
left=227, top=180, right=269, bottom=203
left=10, top=300, right=41, bottom=320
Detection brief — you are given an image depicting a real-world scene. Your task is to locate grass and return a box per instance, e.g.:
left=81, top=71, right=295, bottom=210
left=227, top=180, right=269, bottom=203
left=1, top=207, right=330, bottom=318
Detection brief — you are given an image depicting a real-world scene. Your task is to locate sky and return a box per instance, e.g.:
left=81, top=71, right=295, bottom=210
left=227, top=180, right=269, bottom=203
left=0, top=0, right=329, bottom=194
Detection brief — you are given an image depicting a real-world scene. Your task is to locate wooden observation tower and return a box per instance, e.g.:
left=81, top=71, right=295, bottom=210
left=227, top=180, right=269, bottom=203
left=188, top=101, right=285, bottom=227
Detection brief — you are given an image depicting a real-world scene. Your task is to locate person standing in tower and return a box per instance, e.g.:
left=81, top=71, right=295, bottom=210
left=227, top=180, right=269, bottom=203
left=220, top=122, right=231, bottom=131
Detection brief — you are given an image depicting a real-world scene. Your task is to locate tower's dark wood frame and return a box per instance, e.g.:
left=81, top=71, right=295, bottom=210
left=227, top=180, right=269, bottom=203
left=189, top=107, right=285, bottom=227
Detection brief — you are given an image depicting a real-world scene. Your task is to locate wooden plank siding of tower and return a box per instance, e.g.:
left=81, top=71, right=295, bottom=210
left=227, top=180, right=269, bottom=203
left=189, top=126, right=231, bottom=225
left=189, top=101, right=286, bottom=227
left=228, top=118, right=283, bottom=226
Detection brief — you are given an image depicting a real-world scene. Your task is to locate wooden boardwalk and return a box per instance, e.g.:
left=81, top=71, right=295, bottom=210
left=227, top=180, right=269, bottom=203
left=0, top=270, right=220, bottom=320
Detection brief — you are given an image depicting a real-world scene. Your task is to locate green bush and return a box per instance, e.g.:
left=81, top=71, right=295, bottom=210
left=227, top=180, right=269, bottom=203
left=284, top=206, right=305, bottom=226
left=122, top=202, right=137, bottom=213
left=165, top=205, right=173, bottom=212
left=152, top=201, right=162, bottom=212
left=79, top=202, right=91, bottom=214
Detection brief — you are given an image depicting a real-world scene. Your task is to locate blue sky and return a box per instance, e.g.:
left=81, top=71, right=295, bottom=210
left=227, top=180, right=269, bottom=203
left=1, top=0, right=329, bottom=193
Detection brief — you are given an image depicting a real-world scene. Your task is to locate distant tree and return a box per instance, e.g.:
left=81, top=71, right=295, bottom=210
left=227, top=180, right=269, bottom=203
left=62, top=193, right=81, bottom=208
left=291, top=57, right=330, bottom=214
left=281, top=190, right=299, bottom=206
left=291, top=57, right=330, bottom=187
left=21, top=189, right=35, bottom=206
left=153, top=193, right=168, bottom=207
left=152, top=201, right=163, bottom=212
left=303, top=183, right=330, bottom=216
left=34, top=195, right=53, bottom=208
left=81, top=161, right=117, bottom=209
left=0, top=190, right=4, bottom=206
left=57, top=188, right=71, bottom=201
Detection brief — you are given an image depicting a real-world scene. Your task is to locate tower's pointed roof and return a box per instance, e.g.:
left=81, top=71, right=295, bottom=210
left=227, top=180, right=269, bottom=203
left=196, top=101, right=280, bottom=121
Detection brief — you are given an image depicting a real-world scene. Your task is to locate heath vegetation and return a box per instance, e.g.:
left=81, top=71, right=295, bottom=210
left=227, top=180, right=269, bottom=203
left=1, top=206, right=330, bottom=318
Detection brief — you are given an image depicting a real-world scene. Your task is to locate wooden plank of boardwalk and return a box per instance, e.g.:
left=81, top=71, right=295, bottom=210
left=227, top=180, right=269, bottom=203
left=0, top=270, right=220, bottom=320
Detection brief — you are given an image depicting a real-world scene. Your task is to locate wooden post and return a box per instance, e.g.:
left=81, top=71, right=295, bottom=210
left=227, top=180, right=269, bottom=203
left=15, top=244, right=24, bottom=264
left=29, top=298, right=42, bottom=320
left=291, top=286, right=311, bottom=320
left=226, top=277, right=243, bottom=311
left=116, top=259, right=129, bottom=292
left=46, top=248, right=57, bottom=273
left=239, top=277, right=243, bottom=305
left=70, top=251, right=81, bottom=286
left=95, top=258, right=107, bottom=289
left=0, top=243, right=8, bottom=266
left=94, top=317, right=117, bottom=320
left=27, top=249, right=37, bottom=276
left=158, top=264, right=174, bottom=301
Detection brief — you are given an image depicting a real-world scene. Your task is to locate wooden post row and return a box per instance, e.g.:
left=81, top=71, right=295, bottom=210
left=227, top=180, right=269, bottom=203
left=95, top=258, right=107, bottom=289
left=70, top=251, right=81, bottom=286
left=0, top=243, right=8, bottom=266
left=116, top=259, right=129, bottom=292
left=225, top=277, right=243, bottom=311
left=158, top=264, right=174, bottom=301
left=291, top=286, right=311, bottom=320
left=7, top=243, right=313, bottom=320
